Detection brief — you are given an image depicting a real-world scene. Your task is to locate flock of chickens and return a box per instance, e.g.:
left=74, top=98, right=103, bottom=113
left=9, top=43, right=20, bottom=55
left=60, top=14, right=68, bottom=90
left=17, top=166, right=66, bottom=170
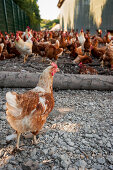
left=0, top=27, right=113, bottom=74
left=1, top=27, right=113, bottom=151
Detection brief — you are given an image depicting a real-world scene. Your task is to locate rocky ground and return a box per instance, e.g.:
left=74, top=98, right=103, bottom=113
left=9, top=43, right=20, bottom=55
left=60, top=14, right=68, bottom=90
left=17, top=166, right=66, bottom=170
left=0, top=54, right=113, bottom=75
left=0, top=88, right=113, bottom=170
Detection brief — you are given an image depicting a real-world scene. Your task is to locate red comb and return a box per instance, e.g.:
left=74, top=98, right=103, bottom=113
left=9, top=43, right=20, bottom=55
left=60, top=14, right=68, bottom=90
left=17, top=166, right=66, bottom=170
left=51, top=62, right=57, bottom=68
left=79, top=62, right=82, bottom=67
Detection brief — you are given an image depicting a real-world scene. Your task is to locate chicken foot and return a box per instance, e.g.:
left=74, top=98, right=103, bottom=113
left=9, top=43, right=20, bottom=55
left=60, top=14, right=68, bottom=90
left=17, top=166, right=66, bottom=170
left=32, top=131, right=45, bottom=145
left=42, top=57, right=46, bottom=63
left=32, top=135, right=45, bottom=145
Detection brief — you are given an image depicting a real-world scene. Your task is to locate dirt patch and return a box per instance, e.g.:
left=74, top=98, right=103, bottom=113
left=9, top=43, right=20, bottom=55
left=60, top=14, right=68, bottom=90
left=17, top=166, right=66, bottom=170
left=0, top=54, right=113, bottom=75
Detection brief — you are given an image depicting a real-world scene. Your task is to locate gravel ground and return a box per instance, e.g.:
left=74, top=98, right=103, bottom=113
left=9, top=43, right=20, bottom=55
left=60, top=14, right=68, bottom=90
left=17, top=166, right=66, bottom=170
left=0, top=88, right=113, bottom=170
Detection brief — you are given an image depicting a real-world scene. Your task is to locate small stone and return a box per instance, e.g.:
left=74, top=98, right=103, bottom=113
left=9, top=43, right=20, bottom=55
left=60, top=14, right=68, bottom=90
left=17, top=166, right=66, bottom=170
left=0, top=149, right=4, bottom=158
left=85, top=134, right=93, bottom=138
left=31, top=148, right=37, bottom=157
left=10, top=160, right=18, bottom=165
left=25, top=160, right=33, bottom=167
left=97, top=157, right=105, bottom=164
left=60, top=154, right=70, bottom=165
left=48, top=146, right=56, bottom=155
left=65, top=138, right=74, bottom=146
left=7, top=164, right=14, bottom=170
left=106, top=141, right=111, bottom=148
left=93, top=163, right=104, bottom=170
left=75, top=160, right=87, bottom=168
left=80, top=154, right=85, bottom=159
left=21, top=164, right=31, bottom=170
left=109, top=165, right=113, bottom=170
left=68, top=168, right=76, bottom=170
left=43, top=148, right=48, bottom=155
left=5, top=156, right=15, bottom=164
left=2, top=104, right=6, bottom=110
left=93, top=134, right=101, bottom=139
left=82, top=139, right=89, bottom=145
left=106, top=155, right=113, bottom=164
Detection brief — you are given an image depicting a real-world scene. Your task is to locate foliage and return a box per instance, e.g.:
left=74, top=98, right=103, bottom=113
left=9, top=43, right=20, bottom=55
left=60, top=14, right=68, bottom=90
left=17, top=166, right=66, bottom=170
left=40, top=19, right=59, bottom=30
left=13, top=0, right=41, bottom=30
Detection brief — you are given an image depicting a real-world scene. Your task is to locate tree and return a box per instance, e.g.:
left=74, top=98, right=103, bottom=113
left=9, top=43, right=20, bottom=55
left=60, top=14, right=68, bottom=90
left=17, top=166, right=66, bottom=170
left=13, top=0, right=41, bottom=30
left=40, top=19, right=59, bottom=30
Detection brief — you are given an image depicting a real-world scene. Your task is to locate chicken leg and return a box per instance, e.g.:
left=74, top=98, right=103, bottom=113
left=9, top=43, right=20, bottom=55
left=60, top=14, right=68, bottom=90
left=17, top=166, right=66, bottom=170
left=32, top=131, right=45, bottom=145
left=12, top=132, right=23, bottom=153
left=24, top=55, right=28, bottom=63
left=16, top=132, right=21, bottom=149
left=33, top=135, right=45, bottom=145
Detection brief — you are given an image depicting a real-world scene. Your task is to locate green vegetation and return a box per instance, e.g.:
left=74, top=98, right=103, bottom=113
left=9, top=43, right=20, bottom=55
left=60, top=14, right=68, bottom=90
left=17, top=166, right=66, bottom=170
left=13, top=0, right=41, bottom=30
left=40, top=19, right=59, bottom=30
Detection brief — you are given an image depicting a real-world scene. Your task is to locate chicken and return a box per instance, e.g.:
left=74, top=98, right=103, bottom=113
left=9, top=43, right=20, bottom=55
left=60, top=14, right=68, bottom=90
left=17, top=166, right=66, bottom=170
left=7, top=41, right=20, bottom=57
left=32, top=38, right=41, bottom=57
left=15, top=33, right=33, bottom=63
left=84, top=35, right=91, bottom=54
left=22, top=26, right=33, bottom=41
left=32, top=40, right=50, bottom=61
left=108, top=32, right=113, bottom=40
left=0, top=43, right=4, bottom=57
left=0, top=47, right=15, bottom=60
left=67, top=43, right=83, bottom=59
left=103, top=32, right=111, bottom=44
left=59, top=34, right=68, bottom=50
left=45, top=44, right=63, bottom=60
left=79, top=62, right=98, bottom=75
left=78, top=29, right=85, bottom=50
left=34, top=40, right=62, bottom=61
left=91, top=46, right=106, bottom=59
left=73, top=54, right=92, bottom=64
left=101, top=43, right=113, bottom=69
left=6, top=63, right=59, bottom=150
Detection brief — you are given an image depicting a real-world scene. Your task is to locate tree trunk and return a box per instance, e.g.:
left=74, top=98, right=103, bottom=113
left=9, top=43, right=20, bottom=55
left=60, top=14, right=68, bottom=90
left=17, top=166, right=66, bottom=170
left=0, top=71, right=113, bottom=90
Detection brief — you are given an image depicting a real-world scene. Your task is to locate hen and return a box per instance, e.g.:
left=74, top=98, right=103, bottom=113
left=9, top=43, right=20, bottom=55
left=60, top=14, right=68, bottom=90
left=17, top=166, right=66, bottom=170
left=79, top=62, right=98, bottom=75
left=7, top=41, right=20, bottom=57
left=0, top=43, right=4, bottom=57
left=73, top=54, right=92, bottom=64
left=84, top=35, right=91, bottom=54
left=101, top=43, right=113, bottom=69
left=91, top=45, right=106, bottom=59
left=6, top=63, right=59, bottom=150
left=78, top=29, right=85, bottom=50
left=44, top=43, right=63, bottom=61
left=15, top=33, right=33, bottom=63
left=67, top=43, right=83, bottom=59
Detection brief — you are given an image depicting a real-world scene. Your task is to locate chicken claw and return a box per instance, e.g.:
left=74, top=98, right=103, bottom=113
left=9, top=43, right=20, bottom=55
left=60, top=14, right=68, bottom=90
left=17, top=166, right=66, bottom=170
left=32, top=135, right=45, bottom=145
left=12, top=147, right=24, bottom=154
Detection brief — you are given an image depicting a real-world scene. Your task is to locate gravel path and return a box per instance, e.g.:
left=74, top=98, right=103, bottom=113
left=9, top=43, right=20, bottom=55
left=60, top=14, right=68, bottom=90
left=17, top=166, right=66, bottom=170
left=0, top=88, right=113, bottom=169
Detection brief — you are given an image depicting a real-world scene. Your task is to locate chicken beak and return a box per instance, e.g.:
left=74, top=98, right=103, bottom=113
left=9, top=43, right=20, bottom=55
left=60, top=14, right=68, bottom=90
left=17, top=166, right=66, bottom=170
left=56, top=68, right=60, bottom=72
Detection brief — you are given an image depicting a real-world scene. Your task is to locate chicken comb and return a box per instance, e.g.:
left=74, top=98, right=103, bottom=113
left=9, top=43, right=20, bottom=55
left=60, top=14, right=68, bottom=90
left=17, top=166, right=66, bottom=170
left=79, top=62, right=83, bottom=67
left=16, top=33, right=19, bottom=36
left=51, top=62, right=57, bottom=68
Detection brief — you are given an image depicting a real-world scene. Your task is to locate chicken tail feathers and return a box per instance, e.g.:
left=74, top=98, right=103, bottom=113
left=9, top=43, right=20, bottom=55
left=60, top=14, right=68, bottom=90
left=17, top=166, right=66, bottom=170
left=6, top=92, right=22, bottom=117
